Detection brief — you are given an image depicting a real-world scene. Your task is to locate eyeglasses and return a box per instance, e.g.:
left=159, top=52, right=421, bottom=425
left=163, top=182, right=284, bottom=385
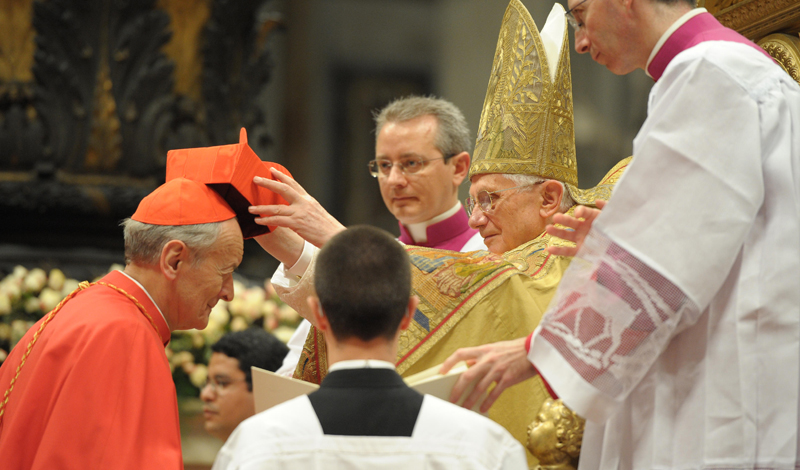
left=202, top=377, right=247, bottom=394
left=368, top=155, right=450, bottom=178
left=565, top=0, right=591, bottom=31
left=465, top=182, right=545, bottom=216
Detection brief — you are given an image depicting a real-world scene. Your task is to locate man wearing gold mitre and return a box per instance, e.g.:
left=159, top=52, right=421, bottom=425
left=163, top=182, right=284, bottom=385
left=250, top=1, right=629, bottom=465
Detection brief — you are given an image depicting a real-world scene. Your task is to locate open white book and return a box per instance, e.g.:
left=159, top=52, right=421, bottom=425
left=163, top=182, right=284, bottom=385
left=252, top=361, right=483, bottom=414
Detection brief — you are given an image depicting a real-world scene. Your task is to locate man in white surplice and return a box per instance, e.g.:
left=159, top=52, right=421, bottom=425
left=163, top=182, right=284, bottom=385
left=442, top=0, right=800, bottom=469
left=214, top=226, right=525, bottom=470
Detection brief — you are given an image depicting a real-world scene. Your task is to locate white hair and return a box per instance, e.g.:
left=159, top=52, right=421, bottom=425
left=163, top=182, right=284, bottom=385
left=502, top=174, right=575, bottom=213
left=121, top=218, right=225, bottom=266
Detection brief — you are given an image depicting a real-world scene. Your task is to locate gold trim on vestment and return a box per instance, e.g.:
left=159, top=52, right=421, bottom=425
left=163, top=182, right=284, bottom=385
left=397, top=249, right=535, bottom=374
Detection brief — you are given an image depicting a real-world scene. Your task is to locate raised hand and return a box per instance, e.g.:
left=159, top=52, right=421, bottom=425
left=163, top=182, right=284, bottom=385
left=545, top=199, right=606, bottom=257
left=249, top=168, right=346, bottom=248
left=439, top=337, right=538, bottom=413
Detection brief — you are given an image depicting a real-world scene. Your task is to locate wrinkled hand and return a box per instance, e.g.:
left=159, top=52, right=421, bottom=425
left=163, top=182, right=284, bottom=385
left=250, top=168, right=346, bottom=248
left=545, top=199, right=606, bottom=257
left=439, top=337, right=538, bottom=413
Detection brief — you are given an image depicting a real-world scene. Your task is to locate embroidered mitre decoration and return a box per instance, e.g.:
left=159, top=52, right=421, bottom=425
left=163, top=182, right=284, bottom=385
left=472, top=1, right=599, bottom=205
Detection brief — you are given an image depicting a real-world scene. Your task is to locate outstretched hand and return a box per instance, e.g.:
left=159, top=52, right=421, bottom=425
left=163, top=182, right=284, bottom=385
left=439, top=337, right=538, bottom=413
left=545, top=199, right=606, bottom=257
left=249, top=168, right=346, bottom=248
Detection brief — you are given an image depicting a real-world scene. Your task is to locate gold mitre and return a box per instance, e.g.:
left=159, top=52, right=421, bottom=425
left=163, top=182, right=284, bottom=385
left=472, top=1, right=594, bottom=205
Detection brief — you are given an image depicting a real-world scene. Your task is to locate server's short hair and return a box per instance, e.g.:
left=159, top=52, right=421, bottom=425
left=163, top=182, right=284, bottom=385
left=314, top=225, right=411, bottom=341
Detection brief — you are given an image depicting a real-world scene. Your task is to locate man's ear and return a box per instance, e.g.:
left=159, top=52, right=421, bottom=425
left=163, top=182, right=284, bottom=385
left=539, top=180, right=565, bottom=218
left=307, top=295, right=329, bottom=332
left=399, top=295, right=420, bottom=331
left=450, top=152, right=471, bottom=187
left=161, top=240, right=190, bottom=280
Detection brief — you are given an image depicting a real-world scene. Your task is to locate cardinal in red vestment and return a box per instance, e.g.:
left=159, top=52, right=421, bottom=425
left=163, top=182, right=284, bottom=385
left=0, top=129, right=288, bottom=469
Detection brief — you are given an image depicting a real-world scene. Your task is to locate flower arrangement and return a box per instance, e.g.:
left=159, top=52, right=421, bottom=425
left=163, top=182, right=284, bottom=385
left=0, top=266, right=302, bottom=397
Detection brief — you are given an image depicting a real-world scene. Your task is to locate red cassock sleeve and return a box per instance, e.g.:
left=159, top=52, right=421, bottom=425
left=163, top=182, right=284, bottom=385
left=0, top=286, right=183, bottom=470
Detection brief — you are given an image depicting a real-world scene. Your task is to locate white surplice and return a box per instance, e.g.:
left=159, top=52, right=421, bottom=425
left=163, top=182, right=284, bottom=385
left=213, top=394, right=526, bottom=470
left=529, top=40, right=800, bottom=470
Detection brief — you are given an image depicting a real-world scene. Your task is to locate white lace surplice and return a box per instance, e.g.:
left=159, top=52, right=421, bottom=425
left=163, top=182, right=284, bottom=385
left=530, top=41, right=800, bottom=470
left=214, top=395, right=526, bottom=470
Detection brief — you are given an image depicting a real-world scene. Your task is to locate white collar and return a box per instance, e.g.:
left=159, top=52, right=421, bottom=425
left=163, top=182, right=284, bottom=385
left=404, top=200, right=462, bottom=243
left=328, top=359, right=396, bottom=372
left=645, top=8, right=707, bottom=78
left=116, top=270, right=170, bottom=329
